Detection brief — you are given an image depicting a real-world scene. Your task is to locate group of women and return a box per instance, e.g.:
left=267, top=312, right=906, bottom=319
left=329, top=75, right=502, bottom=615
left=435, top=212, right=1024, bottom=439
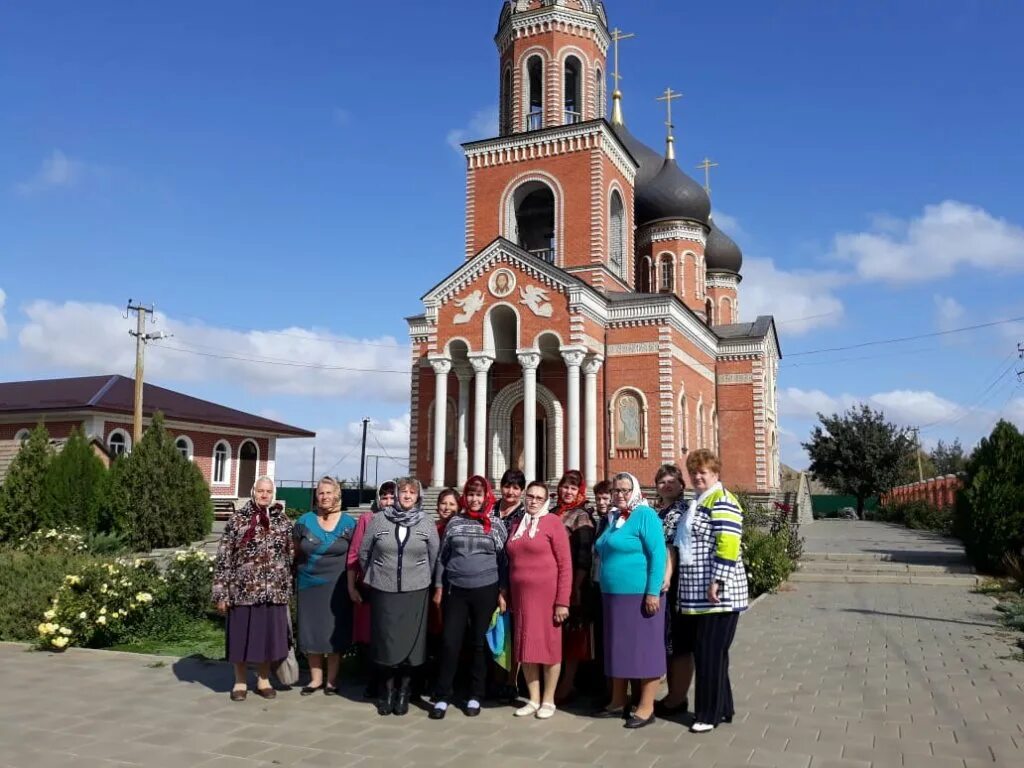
left=212, top=448, right=747, bottom=733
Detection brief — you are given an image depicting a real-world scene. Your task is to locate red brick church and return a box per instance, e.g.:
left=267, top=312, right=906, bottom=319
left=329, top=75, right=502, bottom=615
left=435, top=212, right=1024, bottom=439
left=406, top=0, right=780, bottom=493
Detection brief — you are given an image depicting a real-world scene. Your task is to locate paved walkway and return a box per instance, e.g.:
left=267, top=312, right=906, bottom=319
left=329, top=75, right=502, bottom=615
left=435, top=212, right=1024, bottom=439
left=2, top=523, right=1022, bottom=768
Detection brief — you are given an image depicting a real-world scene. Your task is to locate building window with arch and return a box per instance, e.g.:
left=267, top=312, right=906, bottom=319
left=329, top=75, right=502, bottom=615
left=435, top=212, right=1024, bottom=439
left=609, top=190, right=625, bottom=273
left=595, top=66, right=605, bottom=118
left=679, top=393, right=688, bottom=453
left=609, top=388, right=648, bottom=457
left=660, top=255, right=674, bottom=293
left=526, top=55, right=544, bottom=131
left=696, top=403, right=705, bottom=448
left=175, top=436, right=193, bottom=461
left=108, top=429, right=131, bottom=457
left=510, top=180, right=556, bottom=264
left=563, top=55, right=582, bottom=124
left=705, top=298, right=714, bottom=326
left=500, top=67, right=513, bottom=135
left=637, top=255, right=652, bottom=292
left=713, top=410, right=720, bottom=454
left=14, top=428, right=30, bottom=443
left=213, top=440, right=231, bottom=485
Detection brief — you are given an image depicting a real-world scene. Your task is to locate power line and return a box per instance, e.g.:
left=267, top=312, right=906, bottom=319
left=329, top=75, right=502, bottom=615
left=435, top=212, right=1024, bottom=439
left=152, top=342, right=410, bottom=374
left=371, top=430, right=408, bottom=468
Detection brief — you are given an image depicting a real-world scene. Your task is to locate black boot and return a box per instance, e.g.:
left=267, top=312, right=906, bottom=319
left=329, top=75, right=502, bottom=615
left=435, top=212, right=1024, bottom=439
left=393, top=683, right=411, bottom=716
left=375, top=675, right=393, bottom=716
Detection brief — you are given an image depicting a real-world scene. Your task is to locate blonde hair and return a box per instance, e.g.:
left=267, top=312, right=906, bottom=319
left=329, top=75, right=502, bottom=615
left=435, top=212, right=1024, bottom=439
left=316, top=475, right=342, bottom=512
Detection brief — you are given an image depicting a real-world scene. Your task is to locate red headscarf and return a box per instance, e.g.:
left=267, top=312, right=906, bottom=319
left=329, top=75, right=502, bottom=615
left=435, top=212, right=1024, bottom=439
left=461, top=475, right=496, bottom=533
left=555, top=470, right=587, bottom=518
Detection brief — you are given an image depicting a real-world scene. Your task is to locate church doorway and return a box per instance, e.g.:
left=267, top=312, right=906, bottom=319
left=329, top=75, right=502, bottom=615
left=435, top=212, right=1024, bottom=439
left=237, top=440, right=258, bottom=497
left=510, top=413, right=548, bottom=484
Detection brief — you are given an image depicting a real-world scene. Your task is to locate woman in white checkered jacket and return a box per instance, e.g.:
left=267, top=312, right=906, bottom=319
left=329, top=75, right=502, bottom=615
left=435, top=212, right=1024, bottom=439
left=675, top=449, right=749, bottom=733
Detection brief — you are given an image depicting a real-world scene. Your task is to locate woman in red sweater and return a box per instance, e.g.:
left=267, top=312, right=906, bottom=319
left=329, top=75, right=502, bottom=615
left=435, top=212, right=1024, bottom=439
left=503, top=481, right=572, bottom=719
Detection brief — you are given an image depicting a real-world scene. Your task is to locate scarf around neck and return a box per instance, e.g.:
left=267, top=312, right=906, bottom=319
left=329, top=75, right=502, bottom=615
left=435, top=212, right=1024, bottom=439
left=461, top=475, right=496, bottom=534
left=511, top=497, right=551, bottom=541
left=239, top=500, right=282, bottom=547
left=674, top=481, right=722, bottom=564
left=555, top=476, right=588, bottom=518
left=383, top=479, right=425, bottom=528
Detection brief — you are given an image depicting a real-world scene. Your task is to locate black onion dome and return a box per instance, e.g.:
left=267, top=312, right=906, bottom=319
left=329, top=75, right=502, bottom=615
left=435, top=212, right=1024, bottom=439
left=705, top=219, right=743, bottom=274
left=635, top=157, right=712, bottom=226
left=611, top=122, right=662, bottom=189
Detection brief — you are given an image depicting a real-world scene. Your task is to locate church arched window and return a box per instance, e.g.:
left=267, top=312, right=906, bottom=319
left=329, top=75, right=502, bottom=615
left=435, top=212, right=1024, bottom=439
left=527, top=56, right=544, bottom=131
left=608, top=387, right=649, bottom=458
left=637, top=255, right=651, bottom=293
left=660, top=254, right=674, bottom=293
left=609, top=190, right=625, bottom=273
left=595, top=66, right=605, bottom=118
left=564, top=56, right=582, bottom=124
left=705, top=298, right=714, bottom=326
left=500, top=67, right=513, bottom=135
left=696, top=402, right=705, bottom=448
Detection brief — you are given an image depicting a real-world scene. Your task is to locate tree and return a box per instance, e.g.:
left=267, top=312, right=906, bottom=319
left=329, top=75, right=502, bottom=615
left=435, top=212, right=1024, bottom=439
left=0, top=423, right=53, bottom=541
left=954, top=420, right=1024, bottom=573
left=897, top=448, right=936, bottom=485
left=931, top=438, right=968, bottom=476
left=803, top=404, right=913, bottom=518
left=104, top=412, right=213, bottom=552
left=41, top=427, right=107, bottom=532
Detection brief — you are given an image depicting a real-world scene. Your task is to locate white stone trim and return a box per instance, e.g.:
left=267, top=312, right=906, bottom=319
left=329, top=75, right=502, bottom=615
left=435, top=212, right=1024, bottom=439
left=489, top=379, right=564, bottom=484
left=607, top=386, right=649, bottom=459
left=174, top=434, right=195, bottom=462
left=107, top=427, right=132, bottom=456
left=212, top=439, right=232, bottom=486
left=234, top=439, right=260, bottom=499
left=500, top=170, right=566, bottom=267
left=497, top=6, right=611, bottom=56
left=637, top=223, right=707, bottom=249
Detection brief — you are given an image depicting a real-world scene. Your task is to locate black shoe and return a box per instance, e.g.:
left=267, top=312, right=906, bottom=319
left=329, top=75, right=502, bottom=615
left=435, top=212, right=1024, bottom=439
left=324, top=685, right=338, bottom=697
left=464, top=701, right=481, bottom=717
left=393, top=687, right=411, bottom=716
left=375, top=692, right=392, bottom=716
left=653, top=697, right=688, bottom=717
left=624, top=713, right=656, bottom=729
left=429, top=704, right=448, bottom=720
left=300, top=684, right=323, bottom=697
left=594, top=706, right=627, bottom=719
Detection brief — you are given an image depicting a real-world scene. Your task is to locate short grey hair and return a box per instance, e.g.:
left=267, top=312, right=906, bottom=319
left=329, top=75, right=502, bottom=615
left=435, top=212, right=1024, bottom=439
left=251, top=475, right=276, bottom=502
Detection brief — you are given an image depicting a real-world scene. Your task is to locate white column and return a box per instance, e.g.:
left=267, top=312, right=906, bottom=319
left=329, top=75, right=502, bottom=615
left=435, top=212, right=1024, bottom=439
left=468, top=353, right=494, bottom=478
left=517, top=349, right=542, bottom=483
left=455, top=367, right=472, bottom=487
left=583, top=354, right=604, bottom=488
left=428, top=355, right=452, bottom=488
left=560, top=345, right=587, bottom=471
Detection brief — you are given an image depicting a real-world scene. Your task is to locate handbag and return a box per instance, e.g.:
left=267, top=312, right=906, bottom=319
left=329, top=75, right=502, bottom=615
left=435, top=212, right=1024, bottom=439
left=272, top=606, right=300, bottom=686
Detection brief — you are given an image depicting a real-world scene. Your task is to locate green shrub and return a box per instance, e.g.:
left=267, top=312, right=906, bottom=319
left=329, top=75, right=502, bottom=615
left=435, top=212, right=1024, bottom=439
left=14, top=527, right=89, bottom=555
left=0, top=549, right=94, bottom=641
left=104, top=412, right=213, bottom=552
left=743, top=527, right=795, bottom=597
left=0, top=424, right=53, bottom=542
left=954, top=420, right=1024, bottom=573
left=875, top=500, right=953, bottom=535
left=85, top=530, right=129, bottom=556
left=41, top=427, right=107, bottom=532
left=995, top=599, right=1024, bottom=632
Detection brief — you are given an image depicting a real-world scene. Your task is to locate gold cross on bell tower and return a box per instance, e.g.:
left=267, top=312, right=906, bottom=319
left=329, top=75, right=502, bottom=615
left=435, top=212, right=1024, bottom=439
left=609, top=27, right=635, bottom=126
left=656, top=87, right=683, bottom=160
left=696, top=157, right=719, bottom=196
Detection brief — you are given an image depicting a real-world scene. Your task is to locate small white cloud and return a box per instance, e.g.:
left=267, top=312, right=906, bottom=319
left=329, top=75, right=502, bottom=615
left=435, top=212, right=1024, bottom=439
left=867, top=390, right=965, bottom=427
left=447, top=106, right=499, bottom=152
left=275, top=414, right=411, bottom=483
left=833, top=201, right=1024, bottom=283
left=0, top=288, right=7, bottom=339
left=778, top=387, right=855, bottom=420
left=15, top=150, right=83, bottom=195
left=740, top=258, right=845, bottom=335
left=933, top=294, right=965, bottom=331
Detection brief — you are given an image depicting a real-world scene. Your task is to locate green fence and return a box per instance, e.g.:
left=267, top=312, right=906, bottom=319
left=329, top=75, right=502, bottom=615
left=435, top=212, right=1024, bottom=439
left=811, top=494, right=879, bottom=517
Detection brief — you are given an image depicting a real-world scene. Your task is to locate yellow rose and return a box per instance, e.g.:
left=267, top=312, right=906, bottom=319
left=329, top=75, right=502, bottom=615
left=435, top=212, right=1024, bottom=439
left=59, top=627, right=72, bottom=636
left=38, top=623, right=51, bottom=636
left=43, top=610, right=56, bottom=620
left=78, top=611, right=87, bottom=620
left=99, top=607, right=107, bottom=615
left=96, top=616, right=107, bottom=625
left=51, top=637, right=69, bottom=649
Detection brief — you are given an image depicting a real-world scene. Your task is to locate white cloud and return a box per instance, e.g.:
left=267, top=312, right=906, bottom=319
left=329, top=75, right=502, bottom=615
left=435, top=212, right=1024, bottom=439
left=868, top=390, right=965, bottom=426
left=740, top=258, right=845, bottom=334
left=15, top=150, right=83, bottom=195
left=0, top=288, right=7, bottom=339
left=447, top=106, right=499, bottom=152
left=16, top=300, right=411, bottom=401
left=933, top=294, right=965, bottom=331
left=833, top=201, right=1024, bottom=283
left=275, top=413, right=411, bottom=483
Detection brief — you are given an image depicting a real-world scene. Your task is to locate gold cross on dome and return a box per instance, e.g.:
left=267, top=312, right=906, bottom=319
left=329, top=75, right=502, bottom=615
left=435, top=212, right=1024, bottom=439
left=696, top=157, right=719, bottom=194
left=610, top=28, right=635, bottom=92
left=656, top=87, right=683, bottom=130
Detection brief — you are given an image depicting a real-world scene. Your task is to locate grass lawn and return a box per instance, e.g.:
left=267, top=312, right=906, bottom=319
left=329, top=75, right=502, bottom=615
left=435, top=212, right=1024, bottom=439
left=109, top=617, right=225, bottom=660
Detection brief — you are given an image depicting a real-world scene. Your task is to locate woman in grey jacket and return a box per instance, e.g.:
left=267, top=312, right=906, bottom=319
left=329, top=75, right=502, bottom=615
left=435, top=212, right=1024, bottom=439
left=359, top=477, right=439, bottom=716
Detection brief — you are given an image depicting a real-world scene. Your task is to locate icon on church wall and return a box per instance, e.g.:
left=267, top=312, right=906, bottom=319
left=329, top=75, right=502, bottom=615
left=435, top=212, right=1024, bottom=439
left=615, top=393, right=642, bottom=449
left=452, top=289, right=485, bottom=324
left=519, top=284, right=554, bottom=317
left=489, top=269, right=517, bottom=298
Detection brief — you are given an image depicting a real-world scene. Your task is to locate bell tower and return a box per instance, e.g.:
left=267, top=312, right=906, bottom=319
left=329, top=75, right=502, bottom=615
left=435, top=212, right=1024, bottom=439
left=460, top=1, right=635, bottom=293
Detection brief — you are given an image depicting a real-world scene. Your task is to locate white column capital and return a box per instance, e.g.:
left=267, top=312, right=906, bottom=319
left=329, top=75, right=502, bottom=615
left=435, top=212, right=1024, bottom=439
left=468, top=353, right=495, bottom=374
left=428, top=355, right=453, bottom=375
left=516, top=348, right=542, bottom=371
left=559, top=344, right=587, bottom=369
left=582, top=354, right=604, bottom=376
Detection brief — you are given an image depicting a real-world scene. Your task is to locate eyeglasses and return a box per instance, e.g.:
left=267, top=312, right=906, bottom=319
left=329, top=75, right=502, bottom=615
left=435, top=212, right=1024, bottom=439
left=611, top=488, right=632, bottom=495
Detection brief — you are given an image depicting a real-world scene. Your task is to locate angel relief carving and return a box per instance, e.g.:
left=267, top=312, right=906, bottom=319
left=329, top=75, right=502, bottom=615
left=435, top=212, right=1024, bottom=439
left=519, top=284, right=554, bottom=318
left=452, top=290, right=485, bottom=324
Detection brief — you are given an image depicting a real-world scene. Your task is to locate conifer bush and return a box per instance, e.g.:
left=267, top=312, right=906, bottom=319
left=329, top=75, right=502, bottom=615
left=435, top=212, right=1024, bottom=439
left=0, top=424, right=53, bottom=542
left=42, top=427, right=106, bottom=532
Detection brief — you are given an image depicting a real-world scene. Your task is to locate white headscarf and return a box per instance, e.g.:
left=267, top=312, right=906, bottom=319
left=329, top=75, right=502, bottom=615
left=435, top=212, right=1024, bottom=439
left=612, top=472, right=644, bottom=528
left=511, top=496, right=551, bottom=541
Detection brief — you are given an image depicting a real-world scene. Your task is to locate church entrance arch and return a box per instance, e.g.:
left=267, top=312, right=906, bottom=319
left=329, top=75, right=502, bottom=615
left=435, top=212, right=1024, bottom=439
left=490, top=380, right=563, bottom=484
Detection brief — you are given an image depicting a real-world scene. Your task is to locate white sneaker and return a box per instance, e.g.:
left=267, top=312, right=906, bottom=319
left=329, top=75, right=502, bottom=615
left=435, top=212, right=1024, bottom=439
left=690, top=722, right=715, bottom=733
left=536, top=703, right=557, bottom=720
left=514, top=701, right=540, bottom=717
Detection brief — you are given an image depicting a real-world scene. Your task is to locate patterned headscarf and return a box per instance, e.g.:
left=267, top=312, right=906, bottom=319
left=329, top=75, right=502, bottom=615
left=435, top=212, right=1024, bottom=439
left=461, top=475, right=496, bottom=534
left=555, top=470, right=587, bottom=518
left=511, top=492, right=551, bottom=541
left=612, top=472, right=644, bottom=526
left=383, top=478, right=424, bottom=527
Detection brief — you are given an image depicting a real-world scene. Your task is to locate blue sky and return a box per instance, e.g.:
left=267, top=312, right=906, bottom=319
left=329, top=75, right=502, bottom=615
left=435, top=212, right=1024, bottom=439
left=2, top=0, right=1023, bottom=482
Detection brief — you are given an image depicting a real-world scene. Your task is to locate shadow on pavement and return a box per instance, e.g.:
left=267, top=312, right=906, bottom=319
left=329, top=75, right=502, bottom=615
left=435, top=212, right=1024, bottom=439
left=841, top=607, right=997, bottom=628
left=172, top=654, right=234, bottom=692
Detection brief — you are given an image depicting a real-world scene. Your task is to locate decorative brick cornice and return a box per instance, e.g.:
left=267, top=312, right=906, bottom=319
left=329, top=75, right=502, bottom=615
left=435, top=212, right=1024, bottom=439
left=636, top=222, right=707, bottom=249
left=496, top=8, right=611, bottom=56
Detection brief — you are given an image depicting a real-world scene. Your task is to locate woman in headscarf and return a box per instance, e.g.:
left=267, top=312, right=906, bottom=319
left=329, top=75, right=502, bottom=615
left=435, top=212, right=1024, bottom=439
left=551, top=469, right=597, bottom=704
left=492, top=468, right=527, bottom=702
left=677, top=449, right=749, bottom=733
left=293, top=476, right=357, bottom=695
left=594, top=472, right=666, bottom=728
left=213, top=476, right=293, bottom=701
left=430, top=475, right=507, bottom=720
left=504, top=480, right=572, bottom=719
left=358, top=477, right=439, bottom=717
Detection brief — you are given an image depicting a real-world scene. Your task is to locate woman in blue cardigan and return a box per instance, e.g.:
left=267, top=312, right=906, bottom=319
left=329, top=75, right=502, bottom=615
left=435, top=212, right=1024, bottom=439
left=594, top=472, right=666, bottom=729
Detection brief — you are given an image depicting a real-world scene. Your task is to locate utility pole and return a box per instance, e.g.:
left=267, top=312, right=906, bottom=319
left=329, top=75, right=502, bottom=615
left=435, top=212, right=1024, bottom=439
left=357, top=417, right=370, bottom=505
left=309, top=446, right=317, bottom=510
left=910, top=426, right=924, bottom=482
left=126, top=301, right=169, bottom=445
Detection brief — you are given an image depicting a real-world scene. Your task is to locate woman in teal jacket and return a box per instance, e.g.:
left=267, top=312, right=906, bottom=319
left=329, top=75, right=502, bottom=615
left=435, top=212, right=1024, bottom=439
left=594, top=472, right=666, bottom=729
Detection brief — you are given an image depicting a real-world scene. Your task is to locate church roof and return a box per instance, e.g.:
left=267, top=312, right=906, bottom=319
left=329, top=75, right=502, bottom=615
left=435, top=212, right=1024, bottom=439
left=499, top=0, right=608, bottom=28
left=0, top=375, right=314, bottom=437
left=635, top=156, right=712, bottom=227
left=705, top=219, right=743, bottom=274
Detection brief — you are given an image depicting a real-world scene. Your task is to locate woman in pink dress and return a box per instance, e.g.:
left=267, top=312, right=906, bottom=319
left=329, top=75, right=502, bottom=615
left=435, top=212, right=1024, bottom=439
left=503, top=481, right=572, bottom=719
